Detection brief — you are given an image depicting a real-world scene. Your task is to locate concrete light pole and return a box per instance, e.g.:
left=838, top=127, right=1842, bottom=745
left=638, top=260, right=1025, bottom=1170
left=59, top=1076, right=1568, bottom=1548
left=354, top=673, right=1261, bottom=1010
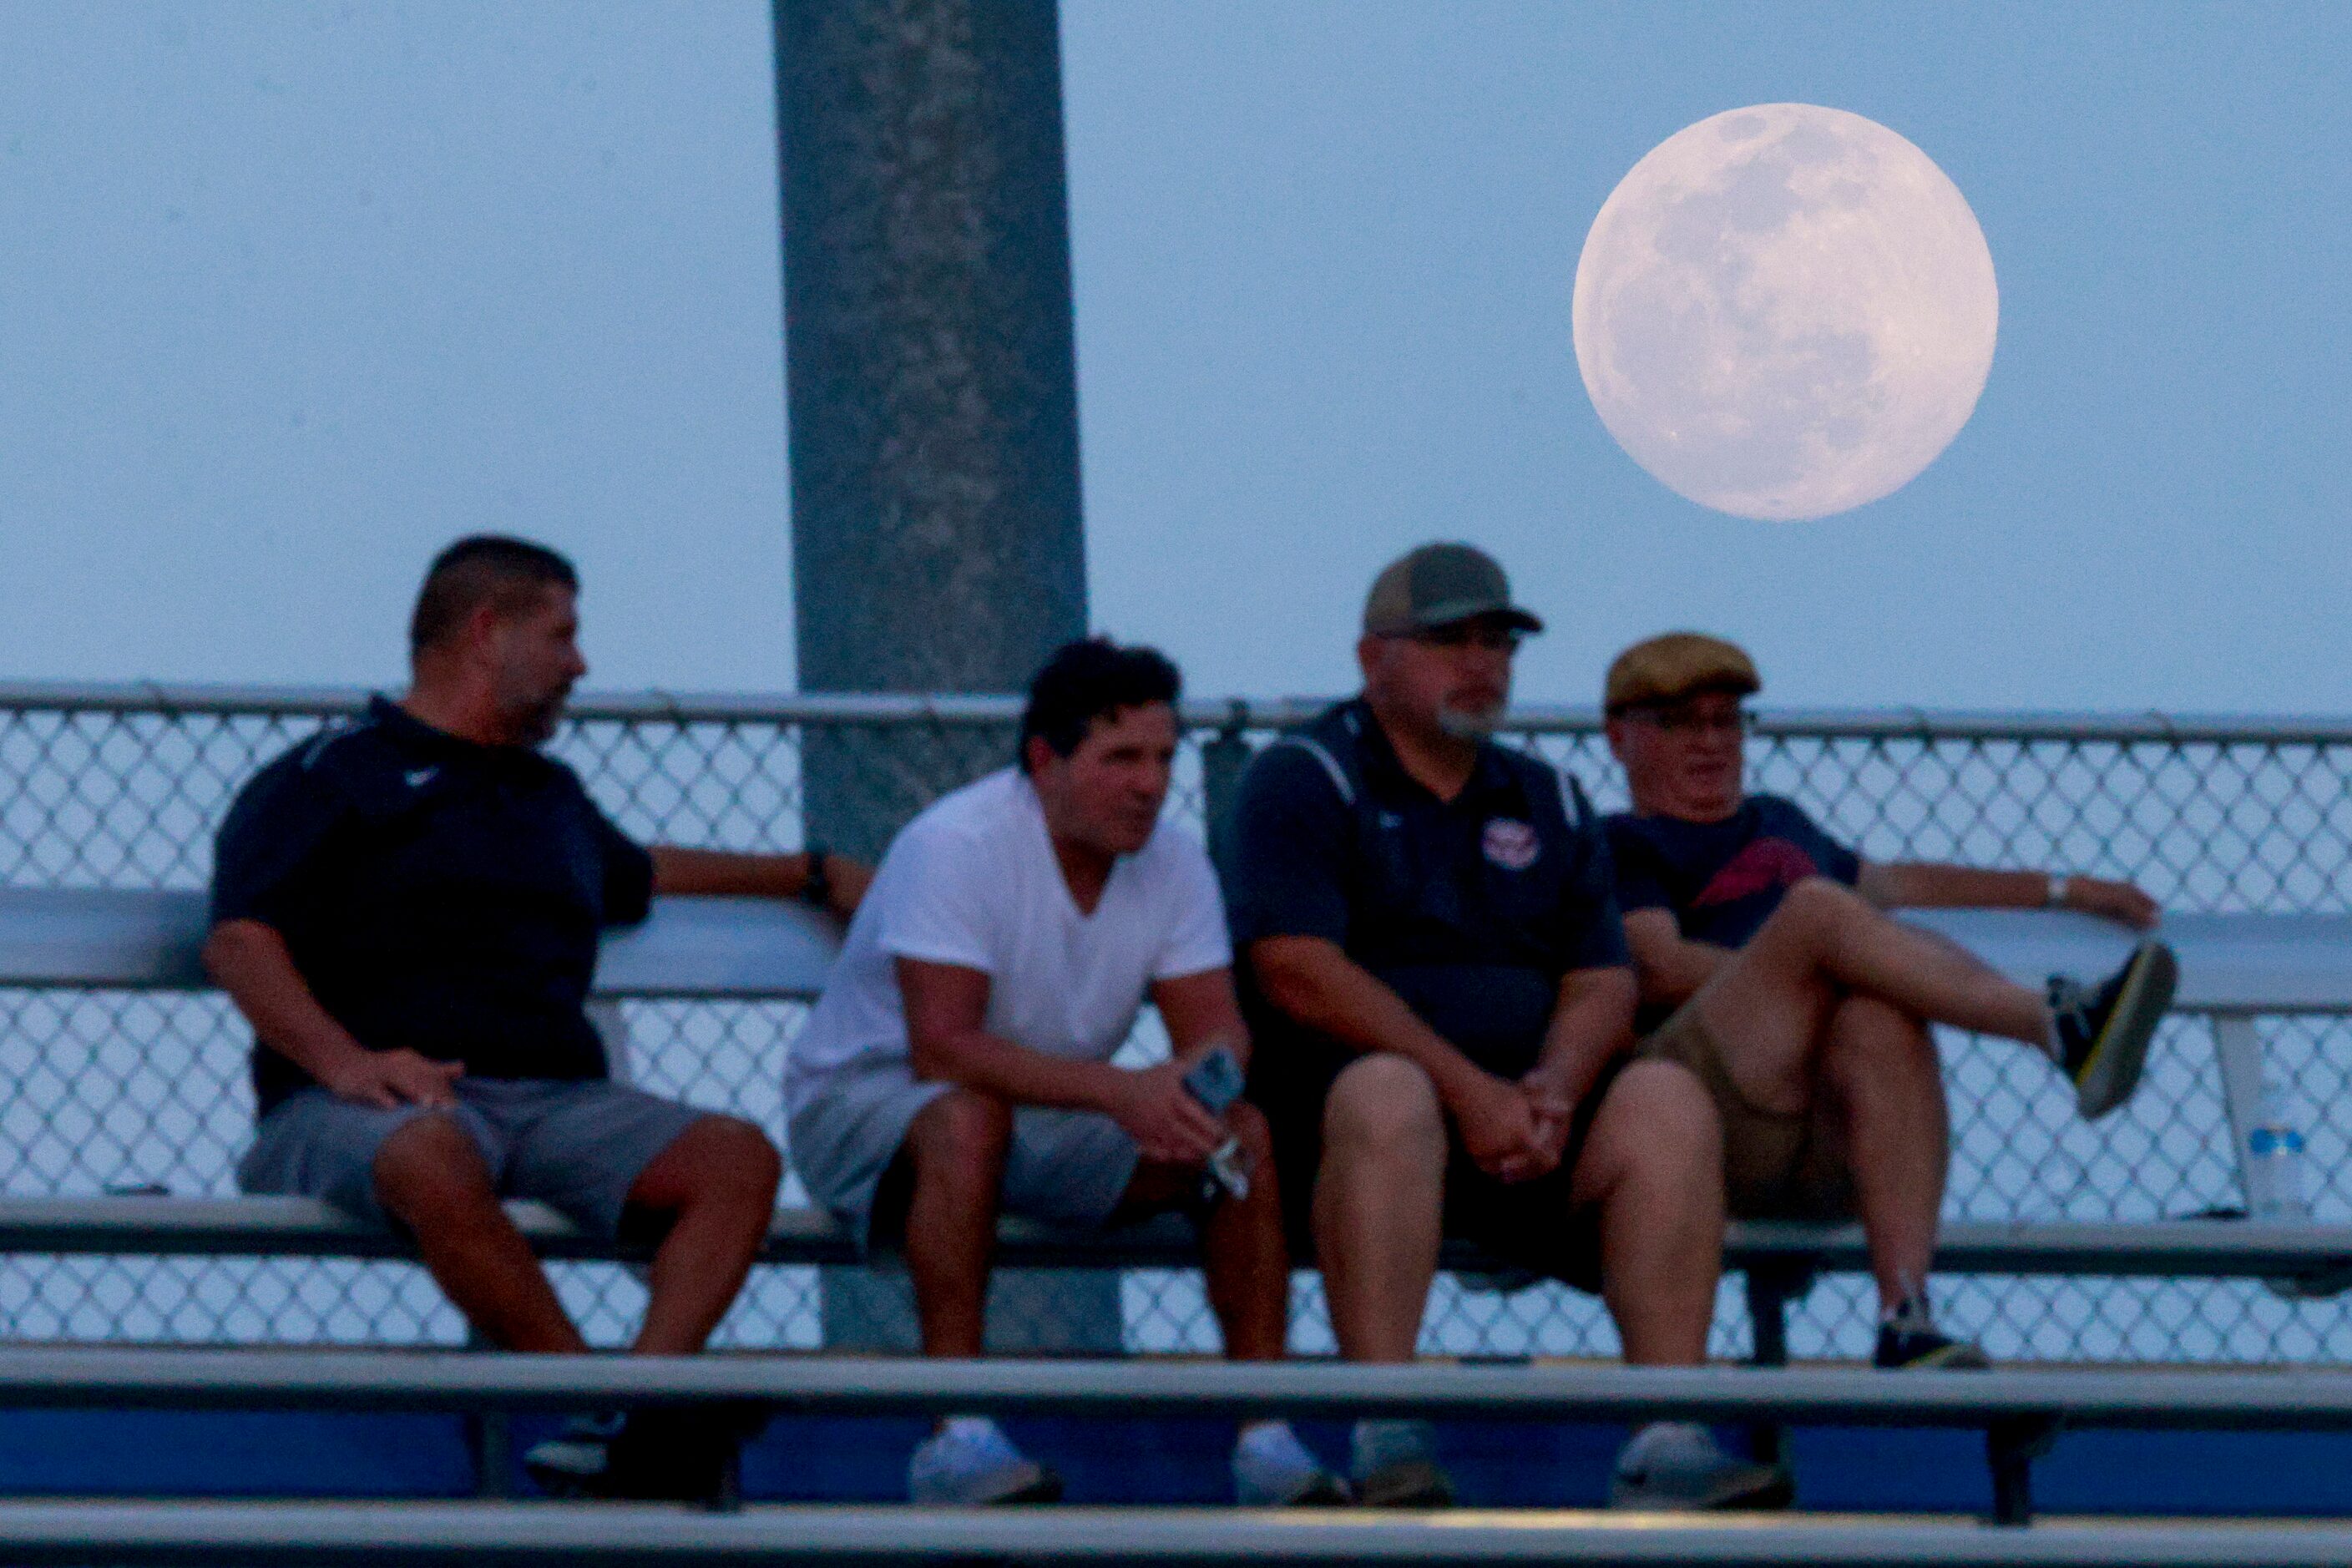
left=775, top=0, right=1114, bottom=1353
left=777, top=0, right=1088, bottom=863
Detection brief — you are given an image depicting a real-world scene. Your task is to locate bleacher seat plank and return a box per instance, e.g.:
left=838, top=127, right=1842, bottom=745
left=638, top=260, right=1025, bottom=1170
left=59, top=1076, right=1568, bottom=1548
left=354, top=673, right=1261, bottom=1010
left=2, top=1197, right=2343, bottom=1287
left=0, top=1499, right=2346, bottom=1565
left=0, top=1346, right=2344, bottom=1432
left=0, top=889, right=841, bottom=999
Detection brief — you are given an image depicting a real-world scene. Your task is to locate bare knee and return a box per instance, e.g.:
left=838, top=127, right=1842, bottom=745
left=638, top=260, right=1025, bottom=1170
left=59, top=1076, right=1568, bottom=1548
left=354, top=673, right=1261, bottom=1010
left=685, top=1114, right=783, bottom=1203
left=908, top=1089, right=1012, bottom=1181
left=1581, top=1060, right=1722, bottom=1196
left=1322, top=1054, right=1444, bottom=1161
left=372, top=1114, right=497, bottom=1227
left=1764, top=875, right=1864, bottom=944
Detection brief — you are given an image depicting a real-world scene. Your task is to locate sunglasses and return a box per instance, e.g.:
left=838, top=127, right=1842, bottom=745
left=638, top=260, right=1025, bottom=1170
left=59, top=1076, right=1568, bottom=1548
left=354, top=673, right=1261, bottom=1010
left=1406, top=624, right=1525, bottom=655
left=1628, top=705, right=1755, bottom=736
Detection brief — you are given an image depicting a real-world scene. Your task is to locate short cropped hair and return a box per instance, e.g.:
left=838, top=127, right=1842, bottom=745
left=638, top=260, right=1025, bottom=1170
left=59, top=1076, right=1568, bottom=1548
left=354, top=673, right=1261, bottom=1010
left=1019, top=637, right=1182, bottom=770
left=409, top=536, right=579, bottom=658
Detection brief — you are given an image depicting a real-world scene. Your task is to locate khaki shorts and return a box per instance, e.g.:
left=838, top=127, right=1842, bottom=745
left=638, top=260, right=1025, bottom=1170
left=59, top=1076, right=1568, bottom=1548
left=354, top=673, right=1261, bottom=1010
left=1637, top=1001, right=1854, bottom=1222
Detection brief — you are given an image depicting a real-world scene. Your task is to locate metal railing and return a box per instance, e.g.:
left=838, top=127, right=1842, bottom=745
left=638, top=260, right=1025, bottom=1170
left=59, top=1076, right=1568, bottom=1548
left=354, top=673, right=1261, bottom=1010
left=1, top=682, right=2350, bottom=1364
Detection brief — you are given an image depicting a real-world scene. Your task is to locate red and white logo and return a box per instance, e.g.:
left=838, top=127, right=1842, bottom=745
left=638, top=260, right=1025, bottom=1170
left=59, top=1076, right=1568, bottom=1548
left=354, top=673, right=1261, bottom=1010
left=1482, top=817, right=1540, bottom=871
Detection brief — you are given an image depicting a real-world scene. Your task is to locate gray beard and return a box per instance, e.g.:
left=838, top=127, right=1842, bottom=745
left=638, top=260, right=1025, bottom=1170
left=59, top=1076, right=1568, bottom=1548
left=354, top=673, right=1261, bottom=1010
left=1437, top=704, right=1503, bottom=741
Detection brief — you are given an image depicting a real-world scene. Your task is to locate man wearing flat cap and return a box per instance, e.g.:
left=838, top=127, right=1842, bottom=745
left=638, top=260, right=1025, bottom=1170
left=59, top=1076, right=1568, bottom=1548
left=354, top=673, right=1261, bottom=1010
left=1603, top=632, right=2173, bottom=1369
left=1223, top=545, right=1787, bottom=1511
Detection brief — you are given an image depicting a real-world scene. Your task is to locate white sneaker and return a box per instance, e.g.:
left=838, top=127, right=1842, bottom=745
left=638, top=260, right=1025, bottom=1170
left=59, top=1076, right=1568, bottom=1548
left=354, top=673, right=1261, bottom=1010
left=907, top=1416, right=1062, bottom=1505
left=1232, top=1420, right=1350, bottom=1506
left=1348, top=1418, right=1454, bottom=1508
left=1610, top=1421, right=1792, bottom=1510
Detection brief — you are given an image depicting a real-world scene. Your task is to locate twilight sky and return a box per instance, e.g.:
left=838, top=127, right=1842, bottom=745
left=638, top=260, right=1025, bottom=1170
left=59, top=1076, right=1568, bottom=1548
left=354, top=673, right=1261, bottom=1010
left=0, top=2, right=2344, bottom=714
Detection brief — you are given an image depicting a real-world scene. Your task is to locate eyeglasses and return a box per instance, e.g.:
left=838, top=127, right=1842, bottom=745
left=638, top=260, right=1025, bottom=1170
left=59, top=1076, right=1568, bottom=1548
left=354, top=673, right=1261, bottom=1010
left=1627, top=706, right=1755, bottom=736
left=1406, top=624, right=1525, bottom=655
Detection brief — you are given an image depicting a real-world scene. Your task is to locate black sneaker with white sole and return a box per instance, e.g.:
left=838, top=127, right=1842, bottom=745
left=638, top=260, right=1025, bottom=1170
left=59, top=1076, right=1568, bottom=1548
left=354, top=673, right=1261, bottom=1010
left=524, top=1406, right=757, bottom=1503
left=2048, top=939, right=2178, bottom=1120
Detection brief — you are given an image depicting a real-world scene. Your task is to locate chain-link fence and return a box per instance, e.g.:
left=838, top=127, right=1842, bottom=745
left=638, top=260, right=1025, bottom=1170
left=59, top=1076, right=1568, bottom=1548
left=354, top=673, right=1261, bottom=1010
left=0, top=686, right=2348, bottom=1365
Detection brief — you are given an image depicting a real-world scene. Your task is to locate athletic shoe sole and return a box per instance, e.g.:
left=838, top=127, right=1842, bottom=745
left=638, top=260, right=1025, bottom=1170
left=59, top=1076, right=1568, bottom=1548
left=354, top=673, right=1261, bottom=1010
left=1258, top=1472, right=1353, bottom=1507
left=930, top=1463, right=1063, bottom=1507
left=2073, top=941, right=2178, bottom=1120
left=1354, top=1458, right=1454, bottom=1509
left=1880, top=1339, right=1994, bottom=1371
left=1611, top=1462, right=1794, bottom=1511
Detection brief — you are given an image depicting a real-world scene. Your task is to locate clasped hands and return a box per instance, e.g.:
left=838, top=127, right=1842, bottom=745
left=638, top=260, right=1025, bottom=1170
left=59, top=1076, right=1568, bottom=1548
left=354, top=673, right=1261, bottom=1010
left=1454, top=1067, right=1576, bottom=1186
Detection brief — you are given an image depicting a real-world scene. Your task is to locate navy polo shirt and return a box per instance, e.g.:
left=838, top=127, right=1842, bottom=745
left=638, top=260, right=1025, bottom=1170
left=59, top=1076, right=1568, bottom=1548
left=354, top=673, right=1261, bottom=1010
left=1605, top=794, right=1861, bottom=950
left=210, top=697, right=655, bottom=1114
left=1223, top=700, right=1630, bottom=1081
left=1606, top=794, right=1860, bottom=1030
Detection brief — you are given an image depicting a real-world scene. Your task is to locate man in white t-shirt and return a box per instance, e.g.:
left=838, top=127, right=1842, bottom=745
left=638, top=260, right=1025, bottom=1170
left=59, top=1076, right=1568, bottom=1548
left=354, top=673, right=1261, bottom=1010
left=787, top=639, right=1339, bottom=1508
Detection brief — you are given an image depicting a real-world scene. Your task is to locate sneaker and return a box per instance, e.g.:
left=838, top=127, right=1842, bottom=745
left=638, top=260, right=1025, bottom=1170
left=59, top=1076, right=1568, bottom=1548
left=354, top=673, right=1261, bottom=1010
left=524, top=1412, right=628, bottom=1499
left=1610, top=1421, right=1793, bottom=1510
left=1348, top=1419, right=1454, bottom=1508
left=525, top=1407, right=751, bottom=1503
left=908, top=1417, right=1062, bottom=1505
left=1232, top=1420, right=1350, bottom=1506
left=1874, top=1298, right=1992, bottom=1370
left=2049, top=940, right=2179, bottom=1120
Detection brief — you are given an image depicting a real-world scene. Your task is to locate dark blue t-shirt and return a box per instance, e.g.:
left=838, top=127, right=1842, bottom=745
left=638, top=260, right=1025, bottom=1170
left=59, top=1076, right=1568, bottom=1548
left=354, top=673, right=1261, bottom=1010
left=1223, top=700, right=1630, bottom=1080
left=211, top=697, right=655, bottom=1113
left=1605, top=794, right=1861, bottom=954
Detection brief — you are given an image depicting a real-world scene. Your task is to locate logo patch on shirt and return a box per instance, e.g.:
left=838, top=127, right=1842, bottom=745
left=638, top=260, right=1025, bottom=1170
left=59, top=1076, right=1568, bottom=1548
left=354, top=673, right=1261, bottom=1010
left=1482, top=817, right=1540, bottom=871
left=405, top=767, right=439, bottom=790
left=1691, top=837, right=1820, bottom=907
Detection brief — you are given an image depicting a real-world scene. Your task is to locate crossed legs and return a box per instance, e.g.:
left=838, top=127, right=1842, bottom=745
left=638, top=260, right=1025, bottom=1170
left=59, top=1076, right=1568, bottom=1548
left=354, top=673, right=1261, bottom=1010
left=1313, top=1053, right=1723, bottom=1364
left=370, top=1110, right=781, bottom=1353
left=1687, top=877, right=2026, bottom=1311
left=893, top=1086, right=1291, bottom=1359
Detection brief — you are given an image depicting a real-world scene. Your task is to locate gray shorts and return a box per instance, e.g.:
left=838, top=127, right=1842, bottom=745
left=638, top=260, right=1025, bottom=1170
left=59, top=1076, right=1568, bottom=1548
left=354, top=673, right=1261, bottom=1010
left=238, top=1076, right=711, bottom=1239
left=787, top=1060, right=1140, bottom=1252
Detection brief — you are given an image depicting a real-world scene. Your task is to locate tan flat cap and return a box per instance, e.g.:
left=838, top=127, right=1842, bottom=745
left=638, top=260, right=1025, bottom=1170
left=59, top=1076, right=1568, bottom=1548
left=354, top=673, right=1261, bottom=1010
left=1605, top=632, right=1761, bottom=714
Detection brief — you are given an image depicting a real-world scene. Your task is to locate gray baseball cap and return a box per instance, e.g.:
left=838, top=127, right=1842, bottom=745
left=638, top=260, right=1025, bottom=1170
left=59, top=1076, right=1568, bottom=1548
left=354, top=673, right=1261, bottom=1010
left=1362, top=542, right=1545, bottom=637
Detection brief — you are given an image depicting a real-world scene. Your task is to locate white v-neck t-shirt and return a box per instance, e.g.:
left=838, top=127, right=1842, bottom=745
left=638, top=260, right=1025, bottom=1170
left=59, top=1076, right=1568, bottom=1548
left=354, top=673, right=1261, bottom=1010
left=785, top=767, right=1232, bottom=1117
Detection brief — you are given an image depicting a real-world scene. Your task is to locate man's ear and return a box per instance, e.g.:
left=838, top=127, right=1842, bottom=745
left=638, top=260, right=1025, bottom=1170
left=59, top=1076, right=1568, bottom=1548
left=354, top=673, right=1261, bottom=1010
left=1354, top=635, right=1383, bottom=686
left=1022, top=733, right=1057, bottom=778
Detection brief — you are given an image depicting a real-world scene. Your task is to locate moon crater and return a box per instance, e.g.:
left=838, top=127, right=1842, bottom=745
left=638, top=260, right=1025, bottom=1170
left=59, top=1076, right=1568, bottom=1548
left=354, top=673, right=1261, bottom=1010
left=1573, top=104, right=1998, bottom=521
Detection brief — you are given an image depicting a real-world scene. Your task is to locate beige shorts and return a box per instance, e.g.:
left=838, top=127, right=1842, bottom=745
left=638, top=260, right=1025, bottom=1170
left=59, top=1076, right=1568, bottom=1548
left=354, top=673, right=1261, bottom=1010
left=1637, top=1001, right=1854, bottom=1222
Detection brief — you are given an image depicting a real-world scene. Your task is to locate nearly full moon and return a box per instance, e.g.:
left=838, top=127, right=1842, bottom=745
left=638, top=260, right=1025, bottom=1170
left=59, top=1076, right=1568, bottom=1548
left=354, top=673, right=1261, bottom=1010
left=1572, top=104, right=1998, bottom=521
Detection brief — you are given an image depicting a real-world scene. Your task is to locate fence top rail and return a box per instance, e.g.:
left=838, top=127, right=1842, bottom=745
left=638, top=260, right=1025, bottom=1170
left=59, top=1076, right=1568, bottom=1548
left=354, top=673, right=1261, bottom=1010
left=4, top=1500, right=2348, bottom=1568
left=0, top=679, right=2348, bottom=745
left=3, top=1346, right=2348, bottom=1430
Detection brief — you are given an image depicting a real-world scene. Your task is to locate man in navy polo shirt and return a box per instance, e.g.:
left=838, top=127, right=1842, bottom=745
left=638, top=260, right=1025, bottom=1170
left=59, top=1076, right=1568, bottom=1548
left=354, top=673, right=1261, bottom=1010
left=1226, top=544, right=1785, bottom=1512
left=1602, top=632, right=2173, bottom=1371
left=205, top=535, right=864, bottom=1500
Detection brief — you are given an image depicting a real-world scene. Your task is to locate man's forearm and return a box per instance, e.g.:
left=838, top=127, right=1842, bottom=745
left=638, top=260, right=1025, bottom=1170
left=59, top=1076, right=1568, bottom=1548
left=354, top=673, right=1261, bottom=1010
left=1248, top=937, right=1493, bottom=1108
left=910, top=1029, right=1130, bottom=1115
left=201, top=921, right=371, bottom=1084
left=649, top=845, right=817, bottom=900
left=1858, top=861, right=2044, bottom=910
left=1646, top=940, right=1729, bottom=1007
left=1530, top=969, right=1639, bottom=1104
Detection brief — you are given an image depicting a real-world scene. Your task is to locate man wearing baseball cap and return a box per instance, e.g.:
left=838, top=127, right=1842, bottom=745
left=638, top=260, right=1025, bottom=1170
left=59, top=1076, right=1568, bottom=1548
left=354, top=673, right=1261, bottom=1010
left=1602, top=632, right=2174, bottom=1369
left=1223, top=545, right=1787, bottom=1511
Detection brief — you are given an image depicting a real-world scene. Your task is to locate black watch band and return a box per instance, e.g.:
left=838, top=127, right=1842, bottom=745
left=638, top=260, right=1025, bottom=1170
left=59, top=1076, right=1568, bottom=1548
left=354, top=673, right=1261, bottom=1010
left=801, top=845, right=833, bottom=908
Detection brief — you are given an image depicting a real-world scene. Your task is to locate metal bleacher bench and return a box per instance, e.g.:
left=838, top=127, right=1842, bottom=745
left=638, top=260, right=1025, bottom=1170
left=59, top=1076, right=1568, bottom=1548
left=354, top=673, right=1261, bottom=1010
left=2, top=887, right=2351, bottom=1529
left=0, top=887, right=2344, bottom=1318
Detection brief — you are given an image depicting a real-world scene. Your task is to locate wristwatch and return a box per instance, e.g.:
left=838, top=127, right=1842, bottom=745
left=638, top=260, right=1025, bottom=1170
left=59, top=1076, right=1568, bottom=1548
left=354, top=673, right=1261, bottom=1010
left=802, top=845, right=834, bottom=908
left=2046, top=873, right=2071, bottom=910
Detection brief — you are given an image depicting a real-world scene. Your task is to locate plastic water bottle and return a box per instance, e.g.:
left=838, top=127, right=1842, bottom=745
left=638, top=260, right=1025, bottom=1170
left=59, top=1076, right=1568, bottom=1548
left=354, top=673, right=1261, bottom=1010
left=2247, top=1081, right=2309, bottom=1223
